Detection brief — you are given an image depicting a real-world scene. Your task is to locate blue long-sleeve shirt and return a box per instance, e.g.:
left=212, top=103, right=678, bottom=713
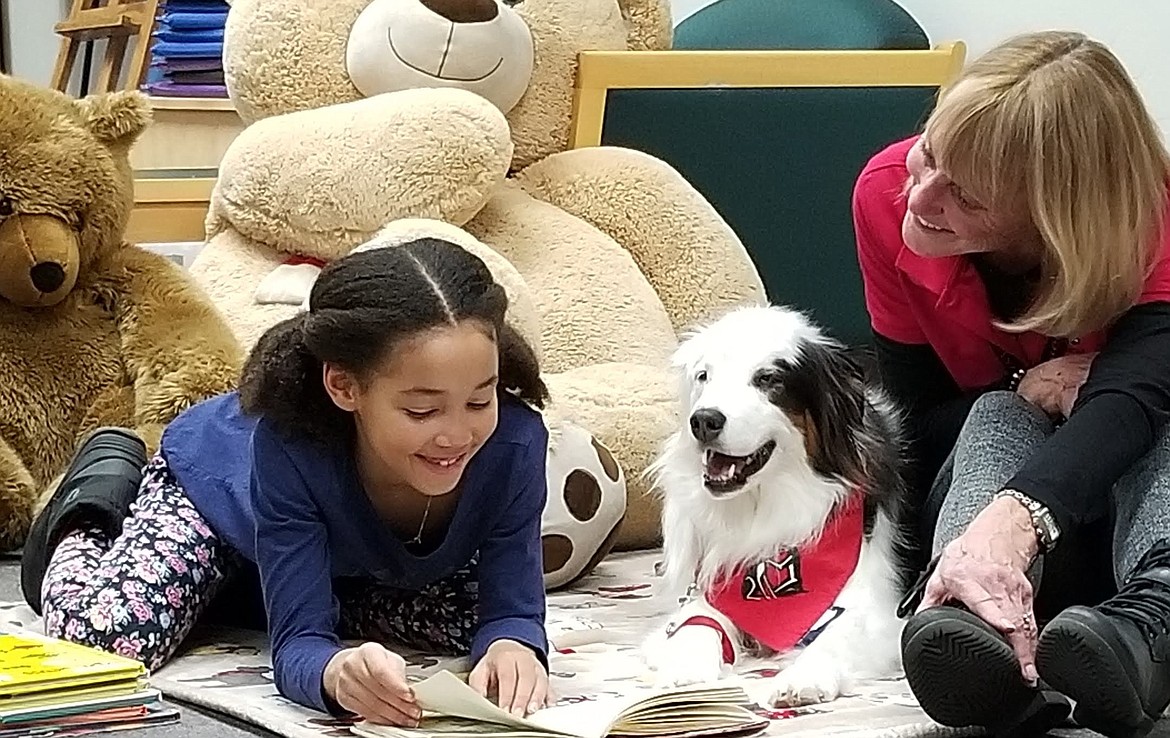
left=158, top=391, right=550, bottom=713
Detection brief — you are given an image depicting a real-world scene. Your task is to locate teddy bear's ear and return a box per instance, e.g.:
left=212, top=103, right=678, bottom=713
left=618, top=0, right=672, bottom=50
left=75, top=89, right=152, bottom=146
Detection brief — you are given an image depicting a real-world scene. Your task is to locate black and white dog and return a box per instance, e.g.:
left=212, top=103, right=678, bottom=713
left=643, top=305, right=915, bottom=707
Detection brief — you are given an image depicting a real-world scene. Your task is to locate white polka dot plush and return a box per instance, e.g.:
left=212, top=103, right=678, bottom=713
left=541, top=421, right=626, bottom=590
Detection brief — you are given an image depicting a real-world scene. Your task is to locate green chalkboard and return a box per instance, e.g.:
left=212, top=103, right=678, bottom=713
left=599, top=85, right=937, bottom=347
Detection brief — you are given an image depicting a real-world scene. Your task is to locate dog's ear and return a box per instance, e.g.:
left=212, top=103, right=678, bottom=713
left=776, top=340, right=869, bottom=485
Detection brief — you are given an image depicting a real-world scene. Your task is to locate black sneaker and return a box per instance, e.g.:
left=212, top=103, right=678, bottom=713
left=1037, top=541, right=1170, bottom=738
left=902, top=605, right=1070, bottom=736
left=20, top=427, right=147, bottom=615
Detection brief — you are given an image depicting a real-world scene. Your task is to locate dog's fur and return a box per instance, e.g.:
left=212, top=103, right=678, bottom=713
left=642, top=305, right=915, bottom=707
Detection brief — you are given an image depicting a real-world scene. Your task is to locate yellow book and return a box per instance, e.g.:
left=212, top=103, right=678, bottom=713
left=0, top=631, right=147, bottom=701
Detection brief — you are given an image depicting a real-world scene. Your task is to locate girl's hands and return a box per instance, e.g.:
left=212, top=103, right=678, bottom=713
left=323, top=642, right=421, bottom=726
left=918, top=495, right=1042, bottom=685
left=469, top=639, right=550, bottom=718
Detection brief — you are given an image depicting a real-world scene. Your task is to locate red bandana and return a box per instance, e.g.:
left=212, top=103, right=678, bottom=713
left=705, top=493, right=865, bottom=654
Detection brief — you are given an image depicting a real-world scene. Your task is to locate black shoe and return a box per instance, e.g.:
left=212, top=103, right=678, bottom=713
left=1037, top=541, right=1170, bottom=738
left=20, top=427, right=147, bottom=615
left=902, top=605, right=1071, bottom=736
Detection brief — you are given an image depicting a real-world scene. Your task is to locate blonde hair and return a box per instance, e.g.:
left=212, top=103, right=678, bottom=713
left=924, top=30, right=1170, bottom=337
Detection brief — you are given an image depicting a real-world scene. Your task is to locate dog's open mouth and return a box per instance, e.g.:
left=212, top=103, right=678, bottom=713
left=703, top=441, right=776, bottom=494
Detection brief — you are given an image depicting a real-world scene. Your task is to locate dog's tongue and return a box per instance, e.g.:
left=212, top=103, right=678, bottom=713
left=705, top=451, right=742, bottom=479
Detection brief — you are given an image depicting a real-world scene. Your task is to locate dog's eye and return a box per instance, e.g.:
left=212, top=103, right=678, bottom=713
left=754, top=369, right=783, bottom=387
left=0, top=197, right=13, bottom=217
left=695, top=369, right=708, bottom=383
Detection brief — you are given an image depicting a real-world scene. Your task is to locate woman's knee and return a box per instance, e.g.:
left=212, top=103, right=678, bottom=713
left=966, top=390, right=1049, bottom=428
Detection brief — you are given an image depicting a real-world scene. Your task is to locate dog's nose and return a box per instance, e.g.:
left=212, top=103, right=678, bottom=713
left=689, top=409, right=726, bottom=443
left=418, top=0, right=499, bottom=23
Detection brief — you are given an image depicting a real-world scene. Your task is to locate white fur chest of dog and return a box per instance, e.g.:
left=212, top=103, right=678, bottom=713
left=642, top=305, right=914, bottom=709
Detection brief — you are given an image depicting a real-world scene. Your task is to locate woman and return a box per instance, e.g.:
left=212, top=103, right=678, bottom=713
left=853, top=31, right=1170, bottom=738
left=21, top=239, right=552, bottom=723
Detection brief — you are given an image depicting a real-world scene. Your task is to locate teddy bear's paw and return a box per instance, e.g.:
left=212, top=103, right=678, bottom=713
left=254, top=262, right=322, bottom=306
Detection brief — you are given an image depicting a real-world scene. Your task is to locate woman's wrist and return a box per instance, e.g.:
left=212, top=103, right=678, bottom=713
left=978, top=495, right=1042, bottom=566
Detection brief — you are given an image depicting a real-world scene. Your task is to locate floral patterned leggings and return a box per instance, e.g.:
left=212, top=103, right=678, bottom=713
left=41, top=453, right=479, bottom=671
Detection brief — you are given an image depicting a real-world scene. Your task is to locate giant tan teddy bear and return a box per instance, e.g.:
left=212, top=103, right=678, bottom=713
left=0, top=76, right=241, bottom=551
left=188, top=0, right=766, bottom=554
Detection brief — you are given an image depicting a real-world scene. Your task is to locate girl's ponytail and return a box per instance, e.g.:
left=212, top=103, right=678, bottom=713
left=239, top=313, right=348, bottom=443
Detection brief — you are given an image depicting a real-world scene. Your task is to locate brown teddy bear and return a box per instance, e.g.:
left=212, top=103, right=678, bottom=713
left=188, top=0, right=766, bottom=553
left=0, top=76, right=241, bottom=551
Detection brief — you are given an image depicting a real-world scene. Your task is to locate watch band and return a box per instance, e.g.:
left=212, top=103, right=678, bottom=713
left=996, top=488, right=1062, bottom=552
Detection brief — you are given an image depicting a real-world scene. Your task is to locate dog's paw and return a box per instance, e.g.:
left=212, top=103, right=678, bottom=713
left=652, top=653, right=724, bottom=688
left=754, top=659, right=842, bottom=708
left=644, top=625, right=726, bottom=687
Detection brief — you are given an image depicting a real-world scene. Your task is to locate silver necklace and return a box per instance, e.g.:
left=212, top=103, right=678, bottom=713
left=406, top=497, right=433, bottom=547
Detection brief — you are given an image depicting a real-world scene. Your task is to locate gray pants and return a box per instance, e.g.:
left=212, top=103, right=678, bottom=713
left=928, top=391, right=1170, bottom=610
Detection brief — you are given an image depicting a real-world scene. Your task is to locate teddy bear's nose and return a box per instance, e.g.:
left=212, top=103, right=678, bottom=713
left=419, top=0, right=499, bottom=24
left=30, top=261, right=66, bottom=294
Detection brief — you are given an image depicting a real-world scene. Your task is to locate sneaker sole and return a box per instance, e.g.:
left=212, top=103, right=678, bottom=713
left=903, top=609, right=1036, bottom=730
left=1037, top=613, right=1154, bottom=738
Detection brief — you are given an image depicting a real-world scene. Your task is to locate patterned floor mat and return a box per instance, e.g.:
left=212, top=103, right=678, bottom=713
left=0, top=551, right=985, bottom=738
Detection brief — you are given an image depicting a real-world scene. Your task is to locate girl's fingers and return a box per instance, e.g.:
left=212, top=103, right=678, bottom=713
left=529, top=672, right=549, bottom=715
left=496, top=658, right=521, bottom=717
left=509, top=661, right=535, bottom=717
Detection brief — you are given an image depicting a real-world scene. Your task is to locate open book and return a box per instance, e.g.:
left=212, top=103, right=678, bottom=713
left=350, top=671, right=769, bottom=738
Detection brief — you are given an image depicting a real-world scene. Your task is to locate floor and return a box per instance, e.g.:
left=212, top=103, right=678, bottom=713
left=2, top=555, right=1167, bottom=738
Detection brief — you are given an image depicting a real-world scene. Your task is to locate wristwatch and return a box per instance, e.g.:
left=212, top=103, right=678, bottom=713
left=996, top=488, right=1062, bottom=552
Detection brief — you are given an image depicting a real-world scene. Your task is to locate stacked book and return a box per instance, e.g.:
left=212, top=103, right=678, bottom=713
left=142, top=0, right=230, bottom=98
left=0, top=630, right=178, bottom=737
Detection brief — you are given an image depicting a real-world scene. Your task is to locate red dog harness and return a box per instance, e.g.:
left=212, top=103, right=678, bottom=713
left=675, top=493, right=865, bottom=663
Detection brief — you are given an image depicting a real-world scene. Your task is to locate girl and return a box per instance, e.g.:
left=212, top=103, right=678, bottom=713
left=853, top=31, right=1170, bottom=738
left=20, top=238, right=552, bottom=724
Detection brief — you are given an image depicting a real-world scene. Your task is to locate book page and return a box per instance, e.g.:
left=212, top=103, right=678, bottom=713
left=379, top=672, right=763, bottom=738
left=410, top=672, right=578, bottom=737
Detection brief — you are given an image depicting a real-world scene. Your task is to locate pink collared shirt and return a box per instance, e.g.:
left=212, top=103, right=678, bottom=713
left=853, top=135, right=1170, bottom=391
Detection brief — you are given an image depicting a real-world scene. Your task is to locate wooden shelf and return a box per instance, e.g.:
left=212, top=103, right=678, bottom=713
left=128, top=172, right=217, bottom=244
left=146, top=96, right=237, bottom=112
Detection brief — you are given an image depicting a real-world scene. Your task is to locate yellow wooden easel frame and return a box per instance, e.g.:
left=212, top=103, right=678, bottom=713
left=568, top=41, right=967, bottom=149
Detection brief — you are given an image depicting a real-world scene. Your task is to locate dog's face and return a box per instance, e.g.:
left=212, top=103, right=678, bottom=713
left=670, top=306, right=868, bottom=499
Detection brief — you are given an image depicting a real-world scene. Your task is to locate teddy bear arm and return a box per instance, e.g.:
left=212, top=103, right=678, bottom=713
left=98, top=247, right=243, bottom=430
left=0, top=435, right=38, bottom=550
left=212, top=89, right=514, bottom=253
left=516, top=148, right=767, bottom=332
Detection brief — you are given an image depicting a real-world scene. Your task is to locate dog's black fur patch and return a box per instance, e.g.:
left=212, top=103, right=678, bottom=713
left=756, top=337, right=919, bottom=596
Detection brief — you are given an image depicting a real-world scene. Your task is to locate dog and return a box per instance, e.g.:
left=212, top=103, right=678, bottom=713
left=642, top=305, right=915, bottom=708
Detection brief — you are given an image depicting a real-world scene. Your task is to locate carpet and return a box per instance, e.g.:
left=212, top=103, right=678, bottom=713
left=0, top=551, right=985, bottom=738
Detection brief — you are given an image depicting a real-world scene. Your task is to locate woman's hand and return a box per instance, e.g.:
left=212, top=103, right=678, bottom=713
left=469, top=639, right=550, bottom=717
left=323, top=642, right=421, bottom=726
left=918, top=495, right=1042, bottom=685
left=1017, top=352, right=1096, bottom=419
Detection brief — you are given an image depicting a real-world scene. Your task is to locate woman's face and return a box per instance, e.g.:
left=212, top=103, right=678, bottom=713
left=902, top=136, right=1035, bottom=261
left=325, top=320, right=500, bottom=498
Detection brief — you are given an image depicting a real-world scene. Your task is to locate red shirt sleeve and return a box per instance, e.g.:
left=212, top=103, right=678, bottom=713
left=852, top=140, right=926, bottom=344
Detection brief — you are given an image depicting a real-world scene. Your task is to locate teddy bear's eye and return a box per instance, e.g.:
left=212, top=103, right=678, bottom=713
left=0, top=197, right=13, bottom=217
left=500, top=0, right=523, bottom=6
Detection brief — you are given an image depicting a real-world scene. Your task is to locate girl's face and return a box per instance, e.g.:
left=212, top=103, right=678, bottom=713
left=902, top=136, right=1036, bottom=261
left=326, top=320, right=500, bottom=497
